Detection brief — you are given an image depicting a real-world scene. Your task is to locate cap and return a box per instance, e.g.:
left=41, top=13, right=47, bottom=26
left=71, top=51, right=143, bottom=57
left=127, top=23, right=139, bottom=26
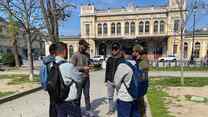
left=112, top=43, right=120, bottom=50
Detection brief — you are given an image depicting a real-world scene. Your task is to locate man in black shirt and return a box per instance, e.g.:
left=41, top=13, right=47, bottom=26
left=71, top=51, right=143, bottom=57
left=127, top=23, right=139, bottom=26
left=105, top=43, right=123, bottom=115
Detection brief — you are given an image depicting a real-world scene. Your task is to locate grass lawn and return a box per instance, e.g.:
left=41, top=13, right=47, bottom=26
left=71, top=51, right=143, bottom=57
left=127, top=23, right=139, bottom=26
left=150, top=66, right=208, bottom=72
left=151, top=77, right=208, bottom=87
left=147, top=77, right=208, bottom=117
left=0, top=91, right=14, bottom=98
left=0, top=74, right=39, bottom=85
left=147, top=80, right=174, bottom=117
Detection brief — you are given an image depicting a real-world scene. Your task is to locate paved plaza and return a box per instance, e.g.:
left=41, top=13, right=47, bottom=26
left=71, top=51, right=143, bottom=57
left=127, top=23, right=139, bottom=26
left=0, top=70, right=113, bottom=117
left=1, top=69, right=207, bottom=117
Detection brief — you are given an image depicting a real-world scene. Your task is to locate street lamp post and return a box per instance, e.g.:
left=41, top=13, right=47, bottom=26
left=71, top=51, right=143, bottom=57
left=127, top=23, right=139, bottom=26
left=190, top=5, right=197, bottom=64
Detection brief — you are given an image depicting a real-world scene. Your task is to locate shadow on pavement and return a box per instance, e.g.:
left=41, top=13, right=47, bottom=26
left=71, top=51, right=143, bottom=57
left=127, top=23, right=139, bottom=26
left=82, top=97, right=108, bottom=117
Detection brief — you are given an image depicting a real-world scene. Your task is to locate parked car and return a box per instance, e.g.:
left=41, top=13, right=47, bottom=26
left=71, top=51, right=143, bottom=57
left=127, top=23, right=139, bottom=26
left=91, top=55, right=104, bottom=62
left=158, top=55, right=177, bottom=62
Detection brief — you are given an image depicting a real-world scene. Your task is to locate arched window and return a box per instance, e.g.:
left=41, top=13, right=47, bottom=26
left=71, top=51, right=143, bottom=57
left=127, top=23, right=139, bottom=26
left=97, top=23, right=102, bottom=35
left=145, top=21, right=150, bottom=33
left=154, top=21, right=159, bottom=33
left=111, top=23, right=115, bottom=35
left=139, top=21, right=144, bottom=33
left=125, top=22, right=129, bottom=34
left=103, top=23, right=108, bottom=35
left=130, top=22, right=135, bottom=35
left=160, top=20, right=165, bottom=33
left=99, top=43, right=107, bottom=57
left=184, top=42, right=188, bottom=58
left=69, top=45, right=74, bottom=58
left=195, top=42, right=200, bottom=58
left=173, top=44, right=178, bottom=55
left=117, top=23, right=121, bottom=35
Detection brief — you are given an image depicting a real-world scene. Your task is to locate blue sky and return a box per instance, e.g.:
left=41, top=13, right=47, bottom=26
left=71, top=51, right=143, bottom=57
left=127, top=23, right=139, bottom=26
left=60, top=0, right=208, bottom=36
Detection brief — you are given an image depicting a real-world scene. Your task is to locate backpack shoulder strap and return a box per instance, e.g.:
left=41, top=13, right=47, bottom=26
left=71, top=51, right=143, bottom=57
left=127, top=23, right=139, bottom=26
left=56, top=61, right=67, bottom=66
left=120, top=60, right=135, bottom=70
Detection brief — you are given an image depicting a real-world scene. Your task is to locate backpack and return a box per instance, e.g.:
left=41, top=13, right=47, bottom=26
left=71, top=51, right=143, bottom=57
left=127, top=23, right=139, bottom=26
left=39, top=62, right=51, bottom=90
left=47, top=61, right=76, bottom=103
left=121, top=60, right=149, bottom=99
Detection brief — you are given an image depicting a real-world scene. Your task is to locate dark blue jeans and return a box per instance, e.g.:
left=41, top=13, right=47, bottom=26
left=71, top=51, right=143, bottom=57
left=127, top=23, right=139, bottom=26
left=78, top=78, right=91, bottom=111
left=117, top=99, right=140, bottom=117
left=55, top=100, right=81, bottom=117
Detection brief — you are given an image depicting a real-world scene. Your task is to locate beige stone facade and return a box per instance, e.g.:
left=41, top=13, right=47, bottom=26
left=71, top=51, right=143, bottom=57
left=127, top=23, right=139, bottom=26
left=55, top=0, right=208, bottom=61
left=45, top=36, right=96, bottom=60
left=167, top=33, right=208, bottom=61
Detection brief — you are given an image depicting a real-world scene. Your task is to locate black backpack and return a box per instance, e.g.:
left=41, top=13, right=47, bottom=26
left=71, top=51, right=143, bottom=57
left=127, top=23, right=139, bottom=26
left=47, top=61, right=74, bottom=103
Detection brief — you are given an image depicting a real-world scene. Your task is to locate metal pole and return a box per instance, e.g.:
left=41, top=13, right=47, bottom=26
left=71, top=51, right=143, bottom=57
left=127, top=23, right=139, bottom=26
left=179, top=0, right=184, bottom=85
left=190, top=5, right=197, bottom=64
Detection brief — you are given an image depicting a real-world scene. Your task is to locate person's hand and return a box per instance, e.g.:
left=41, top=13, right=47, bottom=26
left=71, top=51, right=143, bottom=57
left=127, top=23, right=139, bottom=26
left=83, top=66, right=90, bottom=74
left=88, top=64, right=94, bottom=69
left=84, top=66, right=89, bottom=70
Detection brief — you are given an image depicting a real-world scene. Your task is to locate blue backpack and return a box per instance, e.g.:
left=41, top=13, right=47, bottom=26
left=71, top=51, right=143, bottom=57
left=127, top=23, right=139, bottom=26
left=121, top=60, right=149, bottom=99
left=39, top=62, right=52, bottom=90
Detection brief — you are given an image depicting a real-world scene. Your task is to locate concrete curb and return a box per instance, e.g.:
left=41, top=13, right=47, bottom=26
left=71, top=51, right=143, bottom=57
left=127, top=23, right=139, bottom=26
left=0, top=86, right=42, bottom=104
left=145, top=96, right=153, bottom=117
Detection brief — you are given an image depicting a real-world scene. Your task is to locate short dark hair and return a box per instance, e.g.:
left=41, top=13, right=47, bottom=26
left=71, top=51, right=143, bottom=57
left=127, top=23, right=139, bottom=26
left=49, top=43, right=56, bottom=55
left=121, top=46, right=132, bottom=55
left=79, top=39, right=89, bottom=48
left=55, top=42, right=67, bottom=53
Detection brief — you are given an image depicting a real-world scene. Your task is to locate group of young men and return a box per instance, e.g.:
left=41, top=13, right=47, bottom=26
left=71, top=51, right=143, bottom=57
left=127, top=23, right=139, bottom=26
left=40, top=39, right=149, bottom=117
left=105, top=43, right=149, bottom=117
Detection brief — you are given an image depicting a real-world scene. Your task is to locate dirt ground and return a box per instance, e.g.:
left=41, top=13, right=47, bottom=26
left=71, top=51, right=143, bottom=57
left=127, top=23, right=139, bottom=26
left=165, top=86, right=208, bottom=117
left=0, top=79, right=39, bottom=93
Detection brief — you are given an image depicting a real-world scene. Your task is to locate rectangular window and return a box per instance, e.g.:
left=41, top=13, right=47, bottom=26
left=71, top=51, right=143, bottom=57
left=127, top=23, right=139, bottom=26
left=85, top=24, right=90, bottom=36
left=173, top=20, right=180, bottom=32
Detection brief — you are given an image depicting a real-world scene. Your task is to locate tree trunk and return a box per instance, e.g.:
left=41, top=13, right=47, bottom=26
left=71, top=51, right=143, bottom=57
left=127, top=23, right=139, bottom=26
left=27, top=33, right=34, bottom=81
left=179, top=0, right=185, bottom=85
left=40, top=0, right=59, bottom=42
left=12, top=39, right=20, bottom=68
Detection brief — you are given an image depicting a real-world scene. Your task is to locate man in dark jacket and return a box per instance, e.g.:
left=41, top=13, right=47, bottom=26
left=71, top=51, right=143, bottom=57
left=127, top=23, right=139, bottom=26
left=105, top=43, right=123, bottom=115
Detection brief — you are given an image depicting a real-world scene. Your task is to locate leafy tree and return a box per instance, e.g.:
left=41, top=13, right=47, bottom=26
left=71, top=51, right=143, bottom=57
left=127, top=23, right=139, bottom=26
left=0, top=0, right=43, bottom=81
left=8, top=16, right=20, bottom=67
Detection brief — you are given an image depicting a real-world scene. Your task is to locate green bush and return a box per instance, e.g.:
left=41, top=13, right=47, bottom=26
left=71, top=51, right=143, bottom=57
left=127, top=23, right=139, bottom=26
left=1, top=53, right=15, bottom=67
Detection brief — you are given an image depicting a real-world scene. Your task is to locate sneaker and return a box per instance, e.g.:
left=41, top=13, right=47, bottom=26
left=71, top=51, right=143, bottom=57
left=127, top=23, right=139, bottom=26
left=85, top=110, right=95, bottom=117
